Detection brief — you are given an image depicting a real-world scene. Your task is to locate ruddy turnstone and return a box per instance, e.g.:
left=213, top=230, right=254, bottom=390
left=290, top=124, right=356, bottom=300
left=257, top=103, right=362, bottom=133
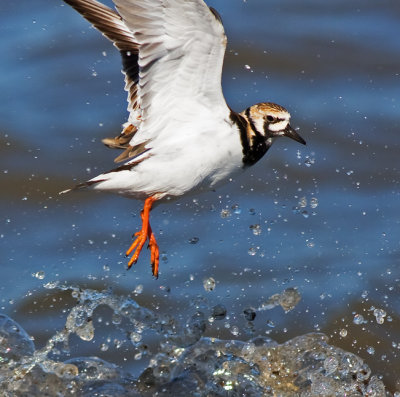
left=61, top=0, right=306, bottom=278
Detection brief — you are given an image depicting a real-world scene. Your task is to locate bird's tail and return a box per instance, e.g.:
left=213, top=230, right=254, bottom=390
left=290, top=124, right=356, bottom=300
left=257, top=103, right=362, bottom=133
left=59, top=179, right=104, bottom=195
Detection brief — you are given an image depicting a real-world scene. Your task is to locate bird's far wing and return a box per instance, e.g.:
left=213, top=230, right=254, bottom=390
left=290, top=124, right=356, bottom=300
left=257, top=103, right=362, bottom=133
left=113, top=0, right=229, bottom=145
left=64, top=0, right=141, bottom=125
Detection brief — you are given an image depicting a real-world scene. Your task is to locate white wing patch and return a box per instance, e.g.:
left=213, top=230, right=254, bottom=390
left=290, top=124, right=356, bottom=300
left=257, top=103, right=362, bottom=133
left=113, top=0, right=229, bottom=146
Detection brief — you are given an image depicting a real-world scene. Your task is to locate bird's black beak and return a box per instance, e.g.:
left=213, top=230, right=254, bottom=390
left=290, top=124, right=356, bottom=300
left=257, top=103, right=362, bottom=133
left=284, top=124, right=306, bottom=145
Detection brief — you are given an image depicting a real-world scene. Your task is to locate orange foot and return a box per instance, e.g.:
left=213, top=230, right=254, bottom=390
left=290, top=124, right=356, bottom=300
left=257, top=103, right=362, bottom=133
left=126, top=196, right=160, bottom=278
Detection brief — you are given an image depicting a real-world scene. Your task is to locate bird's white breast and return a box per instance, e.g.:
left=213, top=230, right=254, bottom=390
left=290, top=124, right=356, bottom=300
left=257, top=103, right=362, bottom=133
left=91, top=115, right=244, bottom=200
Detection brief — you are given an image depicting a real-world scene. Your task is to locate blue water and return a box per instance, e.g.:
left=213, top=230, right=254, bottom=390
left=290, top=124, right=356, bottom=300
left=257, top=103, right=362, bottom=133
left=1, top=0, right=400, bottom=391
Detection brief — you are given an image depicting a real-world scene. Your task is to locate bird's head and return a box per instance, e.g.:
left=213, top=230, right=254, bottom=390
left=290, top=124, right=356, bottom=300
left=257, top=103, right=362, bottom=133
left=242, top=102, right=306, bottom=145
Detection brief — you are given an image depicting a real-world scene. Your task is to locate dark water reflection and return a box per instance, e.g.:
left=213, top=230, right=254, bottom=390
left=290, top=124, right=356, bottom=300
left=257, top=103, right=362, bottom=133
left=1, top=0, right=400, bottom=392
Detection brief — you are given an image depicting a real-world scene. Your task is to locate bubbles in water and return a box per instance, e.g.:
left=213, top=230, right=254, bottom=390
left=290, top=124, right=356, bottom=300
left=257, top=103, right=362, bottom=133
left=203, top=277, right=216, bottom=292
left=324, top=356, right=338, bottom=375
left=0, top=289, right=389, bottom=396
left=366, top=375, right=386, bottom=396
left=357, top=363, right=371, bottom=381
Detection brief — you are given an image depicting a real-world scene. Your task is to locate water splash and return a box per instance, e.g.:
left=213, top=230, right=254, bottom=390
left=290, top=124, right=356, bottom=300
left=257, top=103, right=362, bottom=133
left=0, top=287, right=388, bottom=396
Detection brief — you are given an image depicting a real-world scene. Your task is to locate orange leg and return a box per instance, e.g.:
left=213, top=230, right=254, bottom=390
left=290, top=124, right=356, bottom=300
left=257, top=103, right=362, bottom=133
left=147, top=224, right=159, bottom=278
left=126, top=196, right=160, bottom=278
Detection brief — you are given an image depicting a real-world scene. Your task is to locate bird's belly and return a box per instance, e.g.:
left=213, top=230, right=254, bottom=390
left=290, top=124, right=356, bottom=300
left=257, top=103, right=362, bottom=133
left=141, top=144, right=243, bottom=198
left=92, top=129, right=244, bottom=200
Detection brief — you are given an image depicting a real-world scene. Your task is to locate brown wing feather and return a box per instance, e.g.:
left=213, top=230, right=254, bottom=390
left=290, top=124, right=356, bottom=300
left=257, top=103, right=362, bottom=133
left=64, top=0, right=141, bottom=147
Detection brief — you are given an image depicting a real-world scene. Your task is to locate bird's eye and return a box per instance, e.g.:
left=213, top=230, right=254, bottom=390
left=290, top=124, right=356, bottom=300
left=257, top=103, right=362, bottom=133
left=266, top=115, right=275, bottom=122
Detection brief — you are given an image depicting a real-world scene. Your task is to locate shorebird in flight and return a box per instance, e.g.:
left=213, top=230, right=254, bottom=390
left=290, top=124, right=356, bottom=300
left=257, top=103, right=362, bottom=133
left=61, top=0, right=306, bottom=278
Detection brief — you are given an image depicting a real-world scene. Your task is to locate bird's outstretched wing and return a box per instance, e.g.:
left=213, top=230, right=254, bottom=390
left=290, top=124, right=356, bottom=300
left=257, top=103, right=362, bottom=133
left=64, top=0, right=141, bottom=128
left=112, top=0, right=228, bottom=146
left=64, top=0, right=229, bottom=156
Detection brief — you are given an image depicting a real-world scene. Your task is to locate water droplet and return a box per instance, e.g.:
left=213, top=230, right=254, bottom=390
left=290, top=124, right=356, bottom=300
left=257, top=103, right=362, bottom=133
left=248, top=208, right=256, bottom=215
left=133, top=284, right=143, bottom=294
left=248, top=247, right=257, bottom=256
left=353, top=313, right=364, bottom=325
left=373, top=308, right=386, bottom=324
left=250, top=224, right=262, bottom=236
left=231, top=326, right=239, bottom=336
left=212, top=304, right=227, bottom=320
left=112, top=313, right=122, bottom=325
left=76, top=320, right=94, bottom=341
left=243, top=308, right=256, bottom=321
left=298, top=197, right=307, bottom=208
left=188, top=237, right=199, bottom=244
left=100, top=343, right=109, bottom=351
left=43, top=281, right=59, bottom=289
left=266, top=319, right=275, bottom=328
left=129, top=331, right=142, bottom=344
left=366, top=346, right=375, bottom=355
left=220, top=209, right=231, bottom=218
left=304, top=157, right=315, bottom=167
left=203, top=277, right=216, bottom=292
left=339, top=328, right=348, bottom=337
left=32, top=271, right=45, bottom=280
left=231, top=204, right=241, bottom=214
left=279, top=288, right=302, bottom=312
left=310, top=197, right=319, bottom=209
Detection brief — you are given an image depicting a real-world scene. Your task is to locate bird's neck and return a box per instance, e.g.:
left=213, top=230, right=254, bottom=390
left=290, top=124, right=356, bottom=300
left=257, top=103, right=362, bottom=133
left=229, top=110, right=271, bottom=167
